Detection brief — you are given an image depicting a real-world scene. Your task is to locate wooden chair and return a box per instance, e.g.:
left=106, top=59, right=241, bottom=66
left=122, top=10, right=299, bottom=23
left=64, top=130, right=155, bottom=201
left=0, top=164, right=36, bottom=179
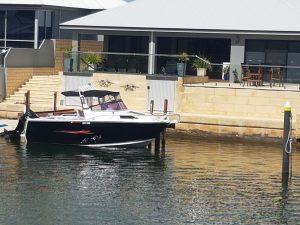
left=241, top=66, right=250, bottom=86
left=270, top=67, right=283, bottom=87
left=248, top=67, right=263, bottom=86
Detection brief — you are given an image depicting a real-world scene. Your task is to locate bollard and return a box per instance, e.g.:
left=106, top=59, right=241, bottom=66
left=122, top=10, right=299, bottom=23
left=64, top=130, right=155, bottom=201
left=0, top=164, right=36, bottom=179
left=25, top=90, right=30, bottom=112
left=150, top=100, right=154, bottom=114
left=53, top=92, right=57, bottom=111
left=282, top=101, right=291, bottom=177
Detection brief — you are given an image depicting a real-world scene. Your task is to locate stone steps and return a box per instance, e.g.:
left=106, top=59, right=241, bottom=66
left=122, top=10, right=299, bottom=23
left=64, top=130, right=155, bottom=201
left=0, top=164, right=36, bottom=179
left=0, top=75, right=62, bottom=118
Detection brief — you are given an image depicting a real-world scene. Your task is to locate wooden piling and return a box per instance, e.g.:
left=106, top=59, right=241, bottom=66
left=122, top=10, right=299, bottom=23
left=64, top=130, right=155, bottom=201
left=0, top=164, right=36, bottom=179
left=163, top=99, right=168, bottom=114
left=155, top=134, right=161, bottom=154
left=25, top=90, right=30, bottom=112
left=282, top=101, right=291, bottom=178
left=53, top=92, right=57, bottom=111
left=161, top=130, right=166, bottom=151
left=150, top=100, right=154, bottom=114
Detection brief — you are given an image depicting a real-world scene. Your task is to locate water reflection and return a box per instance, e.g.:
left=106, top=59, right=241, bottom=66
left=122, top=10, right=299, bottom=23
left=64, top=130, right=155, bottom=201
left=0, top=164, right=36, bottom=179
left=0, top=137, right=299, bottom=224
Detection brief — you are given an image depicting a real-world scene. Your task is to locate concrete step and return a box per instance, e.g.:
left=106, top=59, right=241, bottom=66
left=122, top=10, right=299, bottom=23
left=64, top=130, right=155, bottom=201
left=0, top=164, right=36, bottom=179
left=0, top=75, right=63, bottom=118
left=24, top=81, right=60, bottom=86
left=9, top=91, right=60, bottom=98
left=28, top=78, right=60, bottom=83
left=25, top=76, right=60, bottom=81
left=30, top=75, right=60, bottom=79
left=19, top=84, right=60, bottom=90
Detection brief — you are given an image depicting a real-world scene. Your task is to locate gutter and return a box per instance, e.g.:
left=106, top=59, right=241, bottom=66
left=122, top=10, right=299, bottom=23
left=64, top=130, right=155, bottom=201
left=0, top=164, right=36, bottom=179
left=59, top=25, right=300, bottom=36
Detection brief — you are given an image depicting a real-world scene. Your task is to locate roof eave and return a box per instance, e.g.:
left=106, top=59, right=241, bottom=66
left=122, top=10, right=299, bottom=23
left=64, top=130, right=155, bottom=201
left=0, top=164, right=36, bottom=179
left=60, top=25, right=300, bottom=36
left=0, top=4, right=104, bottom=10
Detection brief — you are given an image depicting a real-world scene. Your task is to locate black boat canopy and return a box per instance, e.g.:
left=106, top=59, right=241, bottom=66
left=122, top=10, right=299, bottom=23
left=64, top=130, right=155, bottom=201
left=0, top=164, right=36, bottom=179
left=62, top=89, right=120, bottom=98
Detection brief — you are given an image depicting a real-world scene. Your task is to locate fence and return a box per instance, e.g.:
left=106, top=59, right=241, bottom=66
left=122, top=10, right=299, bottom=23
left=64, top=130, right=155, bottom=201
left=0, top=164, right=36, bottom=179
left=63, top=51, right=225, bottom=78
left=63, top=51, right=300, bottom=84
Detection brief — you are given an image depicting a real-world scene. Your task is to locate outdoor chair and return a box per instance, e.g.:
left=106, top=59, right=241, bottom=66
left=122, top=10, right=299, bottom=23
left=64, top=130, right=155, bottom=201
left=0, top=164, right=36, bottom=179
left=247, top=67, right=263, bottom=86
left=241, top=66, right=250, bottom=86
left=270, top=67, right=283, bottom=87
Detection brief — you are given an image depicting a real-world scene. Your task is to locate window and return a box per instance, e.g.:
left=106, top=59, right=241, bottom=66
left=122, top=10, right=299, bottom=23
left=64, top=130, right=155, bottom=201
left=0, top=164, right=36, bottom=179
left=108, top=36, right=149, bottom=53
left=6, top=41, right=34, bottom=48
left=7, top=10, right=34, bottom=40
left=107, top=36, right=149, bottom=74
left=0, top=11, right=5, bottom=39
left=245, top=40, right=266, bottom=65
left=266, top=41, right=287, bottom=66
left=38, top=10, right=53, bottom=41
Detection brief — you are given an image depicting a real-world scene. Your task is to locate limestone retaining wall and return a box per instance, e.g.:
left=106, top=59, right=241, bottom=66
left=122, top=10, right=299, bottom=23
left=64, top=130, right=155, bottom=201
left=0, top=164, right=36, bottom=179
left=90, top=73, right=300, bottom=139
left=91, top=73, right=148, bottom=112
left=176, top=79, right=300, bottom=138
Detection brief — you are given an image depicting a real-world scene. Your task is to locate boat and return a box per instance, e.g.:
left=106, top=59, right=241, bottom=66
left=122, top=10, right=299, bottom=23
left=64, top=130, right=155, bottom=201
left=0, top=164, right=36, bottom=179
left=5, top=87, right=178, bottom=147
left=0, top=123, right=7, bottom=128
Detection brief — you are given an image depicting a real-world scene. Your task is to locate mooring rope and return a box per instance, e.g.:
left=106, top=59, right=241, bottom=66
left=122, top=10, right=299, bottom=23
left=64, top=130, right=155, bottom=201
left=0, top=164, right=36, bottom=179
left=284, top=113, right=293, bottom=154
left=283, top=112, right=293, bottom=179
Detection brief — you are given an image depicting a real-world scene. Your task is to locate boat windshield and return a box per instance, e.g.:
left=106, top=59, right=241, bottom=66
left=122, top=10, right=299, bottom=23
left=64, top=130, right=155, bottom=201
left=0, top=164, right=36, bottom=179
left=87, top=93, right=127, bottom=111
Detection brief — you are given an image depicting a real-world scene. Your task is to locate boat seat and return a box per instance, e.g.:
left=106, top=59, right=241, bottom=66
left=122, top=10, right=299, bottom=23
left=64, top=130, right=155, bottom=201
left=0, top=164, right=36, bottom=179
left=101, top=103, right=109, bottom=110
left=107, top=102, right=120, bottom=110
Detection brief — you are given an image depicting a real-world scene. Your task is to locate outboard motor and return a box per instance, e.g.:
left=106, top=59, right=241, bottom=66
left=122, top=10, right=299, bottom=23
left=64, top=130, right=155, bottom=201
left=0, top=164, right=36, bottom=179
left=1, top=109, right=38, bottom=140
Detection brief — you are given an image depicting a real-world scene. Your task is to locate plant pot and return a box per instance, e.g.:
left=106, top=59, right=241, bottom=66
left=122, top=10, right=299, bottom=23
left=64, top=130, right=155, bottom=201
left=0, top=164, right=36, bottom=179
left=197, top=68, right=206, bottom=76
left=224, top=73, right=229, bottom=80
left=177, top=63, right=186, bottom=76
left=88, top=64, right=95, bottom=71
left=64, top=57, right=73, bottom=72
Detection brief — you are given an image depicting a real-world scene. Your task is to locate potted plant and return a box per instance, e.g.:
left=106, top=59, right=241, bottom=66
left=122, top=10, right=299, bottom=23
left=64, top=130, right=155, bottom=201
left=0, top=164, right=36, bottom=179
left=61, top=46, right=73, bottom=72
left=82, top=52, right=103, bottom=71
left=191, top=56, right=211, bottom=76
left=223, top=65, right=230, bottom=80
left=177, top=52, right=189, bottom=76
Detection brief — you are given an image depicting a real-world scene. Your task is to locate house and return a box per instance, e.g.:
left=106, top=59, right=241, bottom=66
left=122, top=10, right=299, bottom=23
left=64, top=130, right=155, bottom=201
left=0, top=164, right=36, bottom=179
left=60, top=0, right=300, bottom=83
left=0, top=0, right=128, bottom=99
left=56, top=0, right=300, bottom=139
left=1, top=0, right=300, bottom=139
left=0, top=0, right=127, bottom=50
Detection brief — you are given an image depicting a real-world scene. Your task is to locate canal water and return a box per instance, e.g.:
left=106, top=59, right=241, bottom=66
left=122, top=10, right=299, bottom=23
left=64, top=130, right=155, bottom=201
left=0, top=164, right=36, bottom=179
left=0, top=136, right=300, bottom=225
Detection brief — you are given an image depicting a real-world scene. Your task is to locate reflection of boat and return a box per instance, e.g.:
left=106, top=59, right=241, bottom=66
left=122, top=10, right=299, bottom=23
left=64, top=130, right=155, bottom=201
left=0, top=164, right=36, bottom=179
left=9, top=87, right=178, bottom=147
left=0, top=123, right=7, bottom=128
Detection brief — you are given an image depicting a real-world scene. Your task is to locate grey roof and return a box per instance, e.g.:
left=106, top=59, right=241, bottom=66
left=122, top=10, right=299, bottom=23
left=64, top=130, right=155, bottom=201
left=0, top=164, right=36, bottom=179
left=0, top=0, right=127, bottom=10
left=61, top=0, right=300, bottom=34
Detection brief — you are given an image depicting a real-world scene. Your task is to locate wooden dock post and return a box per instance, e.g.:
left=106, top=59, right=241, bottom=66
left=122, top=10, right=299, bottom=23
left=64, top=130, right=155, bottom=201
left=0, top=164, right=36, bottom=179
left=155, top=134, right=161, bottom=154
left=161, top=130, right=166, bottom=152
left=282, top=101, right=292, bottom=179
left=25, top=90, right=30, bottom=112
left=53, top=92, right=57, bottom=111
left=163, top=99, right=168, bottom=114
left=150, top=100, right=154, bottom=114
left=161, top=99, right=168, bottom=150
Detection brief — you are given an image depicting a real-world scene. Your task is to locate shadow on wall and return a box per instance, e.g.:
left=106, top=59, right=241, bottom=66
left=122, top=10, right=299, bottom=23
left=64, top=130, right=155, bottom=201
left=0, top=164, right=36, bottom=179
left=5, top=40, right=55, bottom=68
